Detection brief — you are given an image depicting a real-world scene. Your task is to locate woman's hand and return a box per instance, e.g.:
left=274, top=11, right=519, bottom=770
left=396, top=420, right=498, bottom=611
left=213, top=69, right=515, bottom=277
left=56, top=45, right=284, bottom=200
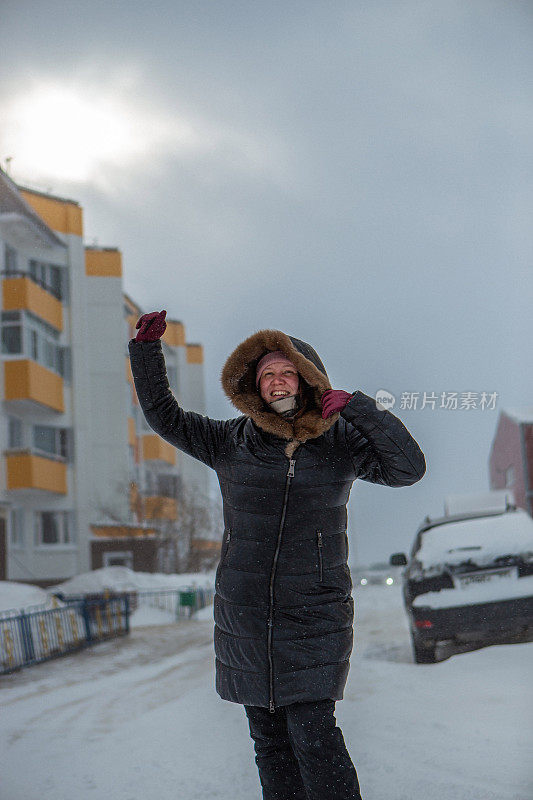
left=135, top=310, right=167, bottom=342
left=321, top=389, right=353, bottom=419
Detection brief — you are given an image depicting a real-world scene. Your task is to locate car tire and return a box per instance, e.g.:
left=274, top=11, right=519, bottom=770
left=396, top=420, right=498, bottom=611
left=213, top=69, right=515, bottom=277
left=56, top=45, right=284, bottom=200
left=412, top=635, right=438, bottom=664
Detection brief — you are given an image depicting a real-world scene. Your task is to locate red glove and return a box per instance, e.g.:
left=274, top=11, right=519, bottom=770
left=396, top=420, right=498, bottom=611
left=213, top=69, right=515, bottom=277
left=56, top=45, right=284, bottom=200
left=321, top=389, right=353, bottom=419
left=135, top=310, right=167, bottom=342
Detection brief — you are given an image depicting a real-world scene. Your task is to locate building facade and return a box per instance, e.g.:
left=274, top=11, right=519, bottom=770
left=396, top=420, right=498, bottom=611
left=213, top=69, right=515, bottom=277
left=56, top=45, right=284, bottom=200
left=489, top=407, right=533, bottom=517
left=0, top=169, right=209, bottom=585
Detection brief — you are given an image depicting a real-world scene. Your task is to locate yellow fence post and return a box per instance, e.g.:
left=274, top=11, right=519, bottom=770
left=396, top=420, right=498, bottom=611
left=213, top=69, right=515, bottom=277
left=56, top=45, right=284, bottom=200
left=2, top=628, right=15, bottom=669
left=106, top=601, right=113, bottom=633
left=68, top=611, right=79, bottom=645
left=39, top=618, right=49, bottom=656
left=55, top=615, right=64, bottom=650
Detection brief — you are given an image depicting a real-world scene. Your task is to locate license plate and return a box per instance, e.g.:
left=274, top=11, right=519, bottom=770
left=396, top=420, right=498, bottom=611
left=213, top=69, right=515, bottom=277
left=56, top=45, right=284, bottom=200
left=453, top=566, right=517, bottom=589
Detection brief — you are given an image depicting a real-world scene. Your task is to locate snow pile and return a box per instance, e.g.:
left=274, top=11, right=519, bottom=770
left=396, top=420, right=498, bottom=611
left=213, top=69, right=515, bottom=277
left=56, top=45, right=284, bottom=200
left=51, top=566, right=216, bottom=596
left=0, top=581, right=65, bottom=615
left=417, top=509, right=533, bottom=570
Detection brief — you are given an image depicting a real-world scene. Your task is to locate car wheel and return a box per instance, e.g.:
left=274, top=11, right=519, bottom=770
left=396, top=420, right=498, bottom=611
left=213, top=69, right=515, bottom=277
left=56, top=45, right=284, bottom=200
left=412, top=635, right=438, bottom=664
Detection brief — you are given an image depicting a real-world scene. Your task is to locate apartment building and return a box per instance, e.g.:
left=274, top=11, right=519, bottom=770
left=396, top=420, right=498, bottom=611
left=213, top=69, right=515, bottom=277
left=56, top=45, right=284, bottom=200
left=489, top=407, right=533, bottom=517
left=0, top=168, right=210, bottom=585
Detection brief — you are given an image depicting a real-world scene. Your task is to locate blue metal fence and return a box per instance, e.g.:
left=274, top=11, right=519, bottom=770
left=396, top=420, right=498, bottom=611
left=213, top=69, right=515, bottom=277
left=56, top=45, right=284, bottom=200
left=133, top=586, right=215, bottom=619
left=0, top=585, right=214, bottom=674
left=0, top=594, right=130, bottom=675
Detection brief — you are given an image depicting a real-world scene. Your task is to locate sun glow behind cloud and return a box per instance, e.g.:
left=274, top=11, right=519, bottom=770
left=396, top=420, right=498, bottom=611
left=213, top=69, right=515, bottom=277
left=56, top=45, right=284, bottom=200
left=1, top=77, right=200, bottom=186
left=1, top=72, right=289, bottom=192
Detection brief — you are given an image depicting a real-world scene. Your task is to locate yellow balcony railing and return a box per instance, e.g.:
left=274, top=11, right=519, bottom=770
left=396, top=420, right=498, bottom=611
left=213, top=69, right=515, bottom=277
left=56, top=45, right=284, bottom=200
left=6, top=453, right=67, bottom=494
left=125, top=357, right=133, bottom=384
left=2, top=276, right=63, bottom=331
left=143, top=496, right=178, bottom=520
left=191, top=538, right=220, bottom=553
left=20, top=189, right=83, bottom=236
left=90, top=524, right=156, bottom=538
left=128, top=417, right=136, bottom=447
left=141, top=434, right=176, bottom=466
left=4, top=360, right=64, bottom=412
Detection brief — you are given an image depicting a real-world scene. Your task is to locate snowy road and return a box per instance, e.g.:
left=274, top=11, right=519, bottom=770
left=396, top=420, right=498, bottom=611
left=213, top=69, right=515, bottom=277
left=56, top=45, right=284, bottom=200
left=1, top=584, right=532, bottom=800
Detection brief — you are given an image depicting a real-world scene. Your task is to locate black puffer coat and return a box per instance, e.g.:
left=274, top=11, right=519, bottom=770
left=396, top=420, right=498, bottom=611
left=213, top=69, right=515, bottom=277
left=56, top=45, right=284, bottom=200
left=128, top=330, right=425, bottom=711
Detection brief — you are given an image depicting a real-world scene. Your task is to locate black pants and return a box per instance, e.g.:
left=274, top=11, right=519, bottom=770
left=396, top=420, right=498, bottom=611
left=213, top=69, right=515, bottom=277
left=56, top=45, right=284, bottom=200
left=244, top=699, right=363, bottom=800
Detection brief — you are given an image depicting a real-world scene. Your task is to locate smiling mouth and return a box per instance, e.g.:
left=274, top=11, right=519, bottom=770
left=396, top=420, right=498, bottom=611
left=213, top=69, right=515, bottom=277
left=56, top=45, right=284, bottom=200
left=271, top=390, right=291, bottom=397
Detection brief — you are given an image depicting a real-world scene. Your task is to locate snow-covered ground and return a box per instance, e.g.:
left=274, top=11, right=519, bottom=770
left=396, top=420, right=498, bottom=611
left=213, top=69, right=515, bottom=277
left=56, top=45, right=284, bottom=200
left=1, top=583, right=531, bottom=800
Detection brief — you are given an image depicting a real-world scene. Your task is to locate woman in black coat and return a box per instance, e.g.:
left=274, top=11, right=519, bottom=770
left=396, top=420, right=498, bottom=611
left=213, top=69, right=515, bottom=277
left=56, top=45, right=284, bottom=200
left=129, top=311, right=426, bottom=800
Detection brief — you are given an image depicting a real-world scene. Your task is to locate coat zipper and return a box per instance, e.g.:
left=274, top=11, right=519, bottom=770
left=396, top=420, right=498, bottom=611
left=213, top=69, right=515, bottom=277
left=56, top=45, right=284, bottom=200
left=317, top=530, right=323, bottom=581
left=267, top=457, right=296, bottom=713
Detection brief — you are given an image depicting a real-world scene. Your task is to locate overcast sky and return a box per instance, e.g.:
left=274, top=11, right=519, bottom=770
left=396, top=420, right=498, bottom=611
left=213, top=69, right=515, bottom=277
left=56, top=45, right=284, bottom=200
left=2, top=0, right=532, bottom=565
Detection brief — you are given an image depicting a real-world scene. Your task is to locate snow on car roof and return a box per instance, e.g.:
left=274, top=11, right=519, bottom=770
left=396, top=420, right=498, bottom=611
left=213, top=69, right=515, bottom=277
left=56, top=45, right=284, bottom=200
left=417, top=509, right=533, bottom=568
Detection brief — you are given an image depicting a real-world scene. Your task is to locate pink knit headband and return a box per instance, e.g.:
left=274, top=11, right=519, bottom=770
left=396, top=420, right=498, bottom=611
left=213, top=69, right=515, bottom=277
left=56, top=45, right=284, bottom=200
left=256, top=351, right=297, bottom=387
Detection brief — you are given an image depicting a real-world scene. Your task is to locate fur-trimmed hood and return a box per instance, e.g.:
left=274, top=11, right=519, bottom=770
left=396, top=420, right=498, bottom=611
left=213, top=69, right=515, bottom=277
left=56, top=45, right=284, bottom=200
left=221, top=329, right=339, bottom=454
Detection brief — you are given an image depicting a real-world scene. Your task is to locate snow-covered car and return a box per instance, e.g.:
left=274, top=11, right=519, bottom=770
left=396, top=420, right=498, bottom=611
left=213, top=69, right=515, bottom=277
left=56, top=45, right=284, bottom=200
left=390, top=506, right=533, bottom=663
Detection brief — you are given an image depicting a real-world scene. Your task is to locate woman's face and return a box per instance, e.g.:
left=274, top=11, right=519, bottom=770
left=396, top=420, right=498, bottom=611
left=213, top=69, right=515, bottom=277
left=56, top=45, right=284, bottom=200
left=259, top=363, right=300, bottom=404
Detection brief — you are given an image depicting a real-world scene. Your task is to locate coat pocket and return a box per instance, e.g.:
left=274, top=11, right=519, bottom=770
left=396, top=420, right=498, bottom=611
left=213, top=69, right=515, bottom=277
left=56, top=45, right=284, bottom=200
left=316, top=530, right=323, bottom=581
left=221, top=528, right=232, bottom=563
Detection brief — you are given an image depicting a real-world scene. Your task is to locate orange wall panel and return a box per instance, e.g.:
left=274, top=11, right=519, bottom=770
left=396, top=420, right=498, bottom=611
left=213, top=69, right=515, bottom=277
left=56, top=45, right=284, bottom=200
left=162, top=320, right=186, bottom=347
left=186, top=344, right=203, bottom=364
left=2, top=276, right=63, bottom=331
left=20, top=190, right=83, bottom=236
left=128, top=417, right=136, bottom=447
left=6, top=454, right=67, bottom=494
left=85, top=248, right=122, bottom=277
left=141, top=434, right=176, bottom=466
left=4, top=360, right=64, bottom=412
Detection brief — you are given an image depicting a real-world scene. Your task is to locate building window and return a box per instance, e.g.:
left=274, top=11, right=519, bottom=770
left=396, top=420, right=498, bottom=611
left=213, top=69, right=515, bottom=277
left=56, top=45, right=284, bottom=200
left=10, top=508, right=24, bottom=547
left=59, top=429, right=71, bottom=460
left=505, top=466, right=515, bottom=488
left=157, top=473, right=179, bottom=497
left=57, top=346, right=72, bottom=380
left=8, top=416, right=23, bottom=448
left=30, top=329, right=39, bottom=360
left=43, top=338, right=56, bottom=370
left=103, top=551, right=133, bottom=568
left=1, top=323, right=22, bottom=354
left=34, top=510, right=74, bottom=546
left=4, top=244, right=17, bottom=273
left=28, top=260, right=65, bottom=300
left=33, top=425, right=72, bottom=461
left=29, top=259, right=46, bottom=284
left=1, top=310, right=70, bottom=381
left=145, top=470, right=156, bottom=494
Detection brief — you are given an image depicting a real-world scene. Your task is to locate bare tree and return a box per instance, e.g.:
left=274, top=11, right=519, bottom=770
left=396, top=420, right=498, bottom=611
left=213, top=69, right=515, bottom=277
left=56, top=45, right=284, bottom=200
left=94, top=476, right=223, bottom=574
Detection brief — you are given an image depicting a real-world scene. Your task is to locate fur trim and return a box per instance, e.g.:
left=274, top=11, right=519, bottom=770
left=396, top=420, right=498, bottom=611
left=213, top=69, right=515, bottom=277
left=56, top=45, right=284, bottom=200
left=221, top=329, right=339, bottom=445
